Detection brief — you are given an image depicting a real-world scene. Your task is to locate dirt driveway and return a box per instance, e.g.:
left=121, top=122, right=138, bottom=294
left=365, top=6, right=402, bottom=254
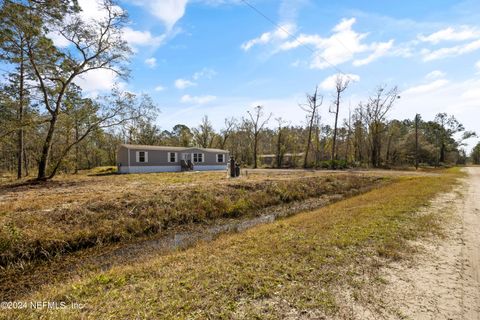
left=377, top=167, right=480, bottom=319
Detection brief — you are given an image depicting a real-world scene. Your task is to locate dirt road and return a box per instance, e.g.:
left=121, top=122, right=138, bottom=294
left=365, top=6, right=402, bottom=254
left=378, top=167, right=480, bottom=319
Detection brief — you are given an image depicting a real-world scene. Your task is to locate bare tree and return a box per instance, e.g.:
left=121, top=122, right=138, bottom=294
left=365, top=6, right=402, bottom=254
left=300, top=86, right=323, bottom=168
left=363, top=86, right=399, bottom=167
left=313, top=114, right=322, bottom=167
left=330, top=75, right=350, bottom=167
left=219, top=117, right=237, bottom=150
left=193, top=115, right=215, bottom=148
left=344, top=106, right=353, bottom=163
left=245, top=106, right=272, bottom=168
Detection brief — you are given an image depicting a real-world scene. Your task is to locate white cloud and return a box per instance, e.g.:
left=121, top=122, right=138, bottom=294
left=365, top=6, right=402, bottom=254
left=154, top=85, right=166, bottom=92
left=403, top=79, right=449, bottom=95
left=475, top=60, right=480, bottom=73
left=47, top=0, right=125, bottom=48
left=418, top=26, right=480, bottom=44
left=122, top=27, right=166, bottom=48
left=74, top=69, right=121, bottom=95
left=278, top=0, right=307, bottom=23
left=144, top=57, right=157, bottom=68
left=46, top=31, right=71, bottom=48
left=180, top=94, right=217, bottom=104
left=320, top=73, right=360, bottom=91
left=200, top=0, right=243, bottom=5
left=353, top=40, right=394, bottom=66
left=77, top=0, right=124, bottom=22
left=192, top=68, right=217, bottom=80
left=291, top=59, right=304, bottom=67
left=425, top=70, right=446, bottom=80
left=174, top=78, right=197, bottom=89
left=461, top=85, right=480, bottom=100
left=275, top=18, right=393, bottom=69
left=241, top=24, right=296, bottom=51
left=174, top=68, right=216, bottom=89
left=128, top=0, right=188, bottom=30
left=332, top=17, right=356, bottom=33
left=422, top=39, right=480, bottom=61
left=394, top=77, right=480, bottom=152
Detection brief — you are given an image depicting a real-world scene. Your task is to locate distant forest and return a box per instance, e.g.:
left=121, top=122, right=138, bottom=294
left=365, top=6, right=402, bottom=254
left=1, top=0, right=479, bottom=180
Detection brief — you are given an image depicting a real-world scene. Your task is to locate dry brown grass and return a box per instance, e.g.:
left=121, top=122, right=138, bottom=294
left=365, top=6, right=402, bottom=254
left=0, top=168, right=462, bottom=319
left=0, top=168, right=384, bottom=267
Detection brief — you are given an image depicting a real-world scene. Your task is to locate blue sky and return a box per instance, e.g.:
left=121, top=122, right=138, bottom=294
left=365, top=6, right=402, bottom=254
left=72, top=0, right=480, bottom=150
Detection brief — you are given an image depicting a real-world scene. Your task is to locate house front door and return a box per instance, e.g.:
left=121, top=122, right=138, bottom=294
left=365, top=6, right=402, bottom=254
left=182, top=153, right=191, bottom=161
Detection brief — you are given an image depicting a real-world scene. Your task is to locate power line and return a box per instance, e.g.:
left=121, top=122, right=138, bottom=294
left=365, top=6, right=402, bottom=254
left=239, top=0, right=357, bottom=82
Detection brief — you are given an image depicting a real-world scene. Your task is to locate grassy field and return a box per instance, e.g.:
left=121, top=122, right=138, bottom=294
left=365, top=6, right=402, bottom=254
left=0, top=168, right=461, bottom=319
left=0, top=169, right=384, bottom=267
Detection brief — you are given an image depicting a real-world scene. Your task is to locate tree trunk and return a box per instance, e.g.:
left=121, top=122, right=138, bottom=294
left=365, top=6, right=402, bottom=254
left=415, top=114, right=419, bottom=170
left=276, top=129, right=282, bottom=168
left=304, top=88, right=318, bottom=168
left=253, top=133, right=258, bottom=169
left=17, top=39, right=25, bottom=179
left=331, top=91, right=341, bottom=167
left=439, top=140, right=446, bottom=163
left=74, top=119, right=80, bottom=174
left=304, top=117, right=315, bottom=168
left=23, top=146, right=29, bottom=176
left=314, top=122, right=321, bottom=167
left=386, top=133, right=393, bottom=165
left=37, top=115, right=57, bottom=180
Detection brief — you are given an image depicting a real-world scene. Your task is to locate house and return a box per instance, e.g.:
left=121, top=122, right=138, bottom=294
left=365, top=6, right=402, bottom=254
left=117, top=144, right=230, bottom=173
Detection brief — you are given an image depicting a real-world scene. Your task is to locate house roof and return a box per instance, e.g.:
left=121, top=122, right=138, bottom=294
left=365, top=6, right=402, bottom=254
left=120, top=144, right=229, bottom=153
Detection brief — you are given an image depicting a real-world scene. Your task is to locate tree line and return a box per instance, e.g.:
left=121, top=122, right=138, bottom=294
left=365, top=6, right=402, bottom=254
left=0, top=0, right=477, bottom=180
left=123, top=86, right=476, bottom=170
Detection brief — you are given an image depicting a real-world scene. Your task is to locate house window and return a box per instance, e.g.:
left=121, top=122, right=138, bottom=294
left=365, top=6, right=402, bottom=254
left=168, top=152, right=177, bottom=163
left=217, top=154, right=224, bottom=163
left=193, top=153, right=204, bottom=163
left=137, top=151, right=148, bottom=163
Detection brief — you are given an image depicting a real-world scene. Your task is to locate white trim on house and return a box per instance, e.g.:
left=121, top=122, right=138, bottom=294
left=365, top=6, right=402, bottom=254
left=117, top=165, right=226, bottom=174
left=136, top=151, right=148, bottom=163
left=193, top=165, right=227, bottom=171
left=118, top=165, right=182, bottom=174
left=192, top=152, right=204, bottom=163
left=216, top=153, right=225, bottom=163
left=167, top=152, right=177, bottom=163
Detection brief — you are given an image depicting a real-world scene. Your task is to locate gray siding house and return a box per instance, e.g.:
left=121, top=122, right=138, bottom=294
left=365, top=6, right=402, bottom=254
left=117, top=144, right=230, bottom=173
